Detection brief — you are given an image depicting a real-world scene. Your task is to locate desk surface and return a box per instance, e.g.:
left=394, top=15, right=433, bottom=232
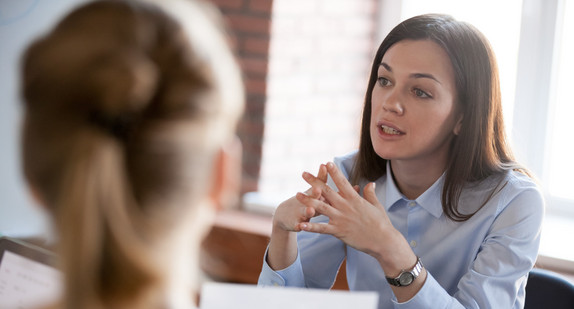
left=200, top=209, right=349, bottom=289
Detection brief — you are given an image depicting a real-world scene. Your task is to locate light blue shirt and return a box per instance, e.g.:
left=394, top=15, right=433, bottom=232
left=258, top=152, right=544, bottom=308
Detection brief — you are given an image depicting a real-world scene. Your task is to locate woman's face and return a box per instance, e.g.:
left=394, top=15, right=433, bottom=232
left=370, top=39, right=461, bottom=166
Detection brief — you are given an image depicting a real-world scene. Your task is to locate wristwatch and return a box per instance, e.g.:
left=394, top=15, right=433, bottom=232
left=385, top=257, right=423, bottom=287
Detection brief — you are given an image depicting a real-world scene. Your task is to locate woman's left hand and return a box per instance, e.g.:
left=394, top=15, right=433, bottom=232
left=298, top=162, right=426, bottom=301
left=296, top=162, right=402, bottom=260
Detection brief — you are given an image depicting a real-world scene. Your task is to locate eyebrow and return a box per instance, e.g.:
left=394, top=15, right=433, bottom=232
left=379, top=62, right=442, bottom=85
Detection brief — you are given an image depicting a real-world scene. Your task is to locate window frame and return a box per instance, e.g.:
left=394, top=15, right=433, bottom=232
left=512, top=0, right=574, bottom=217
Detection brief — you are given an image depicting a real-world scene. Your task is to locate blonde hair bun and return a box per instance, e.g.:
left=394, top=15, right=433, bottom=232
left=87, top=50, right=157, bottom=118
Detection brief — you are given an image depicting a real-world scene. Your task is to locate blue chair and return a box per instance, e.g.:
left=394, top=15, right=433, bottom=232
left=524, top=268, right=574, bottom=309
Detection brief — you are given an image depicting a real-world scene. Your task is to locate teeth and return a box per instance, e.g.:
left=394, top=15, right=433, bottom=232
left=381, top=125, right=401, bottom=135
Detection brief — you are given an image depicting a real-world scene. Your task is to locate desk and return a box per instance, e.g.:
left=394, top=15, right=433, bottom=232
left=200, top=209, right=349, bottom=289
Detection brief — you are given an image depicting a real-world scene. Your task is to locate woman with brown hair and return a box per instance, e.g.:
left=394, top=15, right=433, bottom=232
left=259, top=14, right=544, bottom=308
left=20, top=0, right=243, bottom=308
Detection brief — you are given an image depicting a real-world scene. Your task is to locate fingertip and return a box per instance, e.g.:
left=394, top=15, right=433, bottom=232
left=295, top=192, right=305, bottom=201
left=364, top=183, right=380, bottom=206
left=365, top=182, right=376, bottom=194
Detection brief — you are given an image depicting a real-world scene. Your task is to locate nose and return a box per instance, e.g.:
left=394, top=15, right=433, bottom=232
left=382, top=89, right=404, bottom=115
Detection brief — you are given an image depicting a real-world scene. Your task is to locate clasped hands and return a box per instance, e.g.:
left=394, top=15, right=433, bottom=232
left=274, top=161, right=397, bottom=259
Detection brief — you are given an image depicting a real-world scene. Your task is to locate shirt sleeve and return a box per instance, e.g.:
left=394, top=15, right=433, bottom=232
left=257, top=218, right=347, bottom=289
left=394, top=183, right=544, bottom=309
left=392, top=273, right=464, bottom=308
left=257, top=247, right=306, bottom=287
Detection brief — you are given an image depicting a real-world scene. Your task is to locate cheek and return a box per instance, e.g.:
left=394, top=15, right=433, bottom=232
left=369, top=91, right=378, bottom=123
left=370, top=88, right=384, bottom=117
left=369, top=109, right=377, bottom=140
left=419, top=108, right=458, bottom=140
left=369, top=102, right=377, bottom=124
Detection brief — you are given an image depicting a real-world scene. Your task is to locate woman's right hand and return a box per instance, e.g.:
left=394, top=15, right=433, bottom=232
left=267, top=164, right=328, bottom=270
left=273, top=164, right=328, bottom=232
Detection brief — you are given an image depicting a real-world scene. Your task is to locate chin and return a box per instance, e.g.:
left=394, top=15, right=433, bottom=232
left=372, top=147, right=395, bottom=161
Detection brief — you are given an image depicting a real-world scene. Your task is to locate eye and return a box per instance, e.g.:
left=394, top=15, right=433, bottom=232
left=413, top=88, right=432, bottom=99
left=377, top=77, right=392, bottom=87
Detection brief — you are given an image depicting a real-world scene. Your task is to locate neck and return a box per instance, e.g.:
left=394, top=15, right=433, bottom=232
left=100, top=227, right=200, bottom=309
left=154, top=204, right=214, bottom=309
left=390, top=155, right=448, bottom=200
left=117, top=201, right=214, bottom=309
left=161, top=202, right=215, bottom=309
left=161, top=231, right=200, bottom=309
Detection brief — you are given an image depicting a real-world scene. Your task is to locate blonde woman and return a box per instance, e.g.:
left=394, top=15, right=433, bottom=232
left=20, top=0, right=243, bottom=308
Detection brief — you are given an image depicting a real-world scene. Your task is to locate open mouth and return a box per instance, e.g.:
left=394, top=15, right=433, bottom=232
left=380, top=125, right=404, bottom=135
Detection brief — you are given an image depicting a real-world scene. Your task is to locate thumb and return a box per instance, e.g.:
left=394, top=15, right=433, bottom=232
left=364, top=182, right=381, bottom=206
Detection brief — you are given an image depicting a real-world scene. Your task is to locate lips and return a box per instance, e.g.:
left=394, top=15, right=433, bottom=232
left=377, top=122, right=404, bottom=135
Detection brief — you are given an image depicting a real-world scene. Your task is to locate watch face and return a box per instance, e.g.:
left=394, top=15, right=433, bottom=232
left=398, top=272, right=414, bottom=286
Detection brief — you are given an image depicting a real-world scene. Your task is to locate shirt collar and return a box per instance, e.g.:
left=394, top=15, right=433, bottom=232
left=381, top=162, right=403, bottom=211
left=381, top=162, right=444, bottom=218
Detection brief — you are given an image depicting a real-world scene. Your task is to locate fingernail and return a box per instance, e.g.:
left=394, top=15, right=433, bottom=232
left=372, top=182, right=376, bottom=189
left=326, top=162, right=334, bottom=169
left=302, top=171, right=310, bottom=179
left=300, top=223, right=308, bottom=230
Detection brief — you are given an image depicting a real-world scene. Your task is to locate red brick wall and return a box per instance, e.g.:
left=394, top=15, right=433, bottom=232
left=210, top=0, right=377, bottom=199
left=209, top=0, right=273, bottom=193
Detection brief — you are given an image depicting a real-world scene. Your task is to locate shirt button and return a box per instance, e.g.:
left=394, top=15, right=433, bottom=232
left=272, top=282, right=279, bottom=286
left=410, top=240, right=417, bottom=248
left=408, top=201, right=416, bottom=207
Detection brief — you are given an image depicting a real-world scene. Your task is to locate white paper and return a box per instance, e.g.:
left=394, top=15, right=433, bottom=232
left=200, top=282, right=378, bottom=309
left=0, top=251, right=62, bottom=309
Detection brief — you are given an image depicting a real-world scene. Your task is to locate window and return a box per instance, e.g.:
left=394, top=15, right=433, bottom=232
left=534, top=0, right=574, bottom=262
left=547, top=0, right=574, bottom=202
left=510, top=0, right=574, bottom=218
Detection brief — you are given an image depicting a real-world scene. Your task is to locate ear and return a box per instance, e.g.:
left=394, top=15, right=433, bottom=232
left=208, top=137, right=242, bottom=212
left=453, top=114, right=463, bottom=135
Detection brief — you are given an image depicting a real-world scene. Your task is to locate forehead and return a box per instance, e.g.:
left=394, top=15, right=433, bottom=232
left=380, top=39, right=455, bottom=84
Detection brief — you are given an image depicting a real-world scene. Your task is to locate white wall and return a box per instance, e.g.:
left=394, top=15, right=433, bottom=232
left=0, top=0, right=87, bottom=237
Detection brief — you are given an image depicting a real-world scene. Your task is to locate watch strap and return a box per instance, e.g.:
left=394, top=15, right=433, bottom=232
left=385, top=257, right=423, bottom=287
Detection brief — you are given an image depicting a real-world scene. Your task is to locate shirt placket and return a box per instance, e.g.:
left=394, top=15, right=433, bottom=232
left=406, top=200, right=423, bottom=255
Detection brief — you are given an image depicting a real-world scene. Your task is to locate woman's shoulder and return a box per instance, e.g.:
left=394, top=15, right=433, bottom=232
left=505, top=169, right=539, bottom=188
left=470, top=168, right=540, bottom=194
left=483, top=169, right=544, bottom=215
left=495, top=169, right=542, bottom=199
left=458, top=169, right=544, bottom=218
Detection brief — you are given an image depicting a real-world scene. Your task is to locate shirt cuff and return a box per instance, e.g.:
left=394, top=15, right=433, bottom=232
left=257, top=246, right=306, bottom=287
left=392, top=272, right=458, bottom=309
